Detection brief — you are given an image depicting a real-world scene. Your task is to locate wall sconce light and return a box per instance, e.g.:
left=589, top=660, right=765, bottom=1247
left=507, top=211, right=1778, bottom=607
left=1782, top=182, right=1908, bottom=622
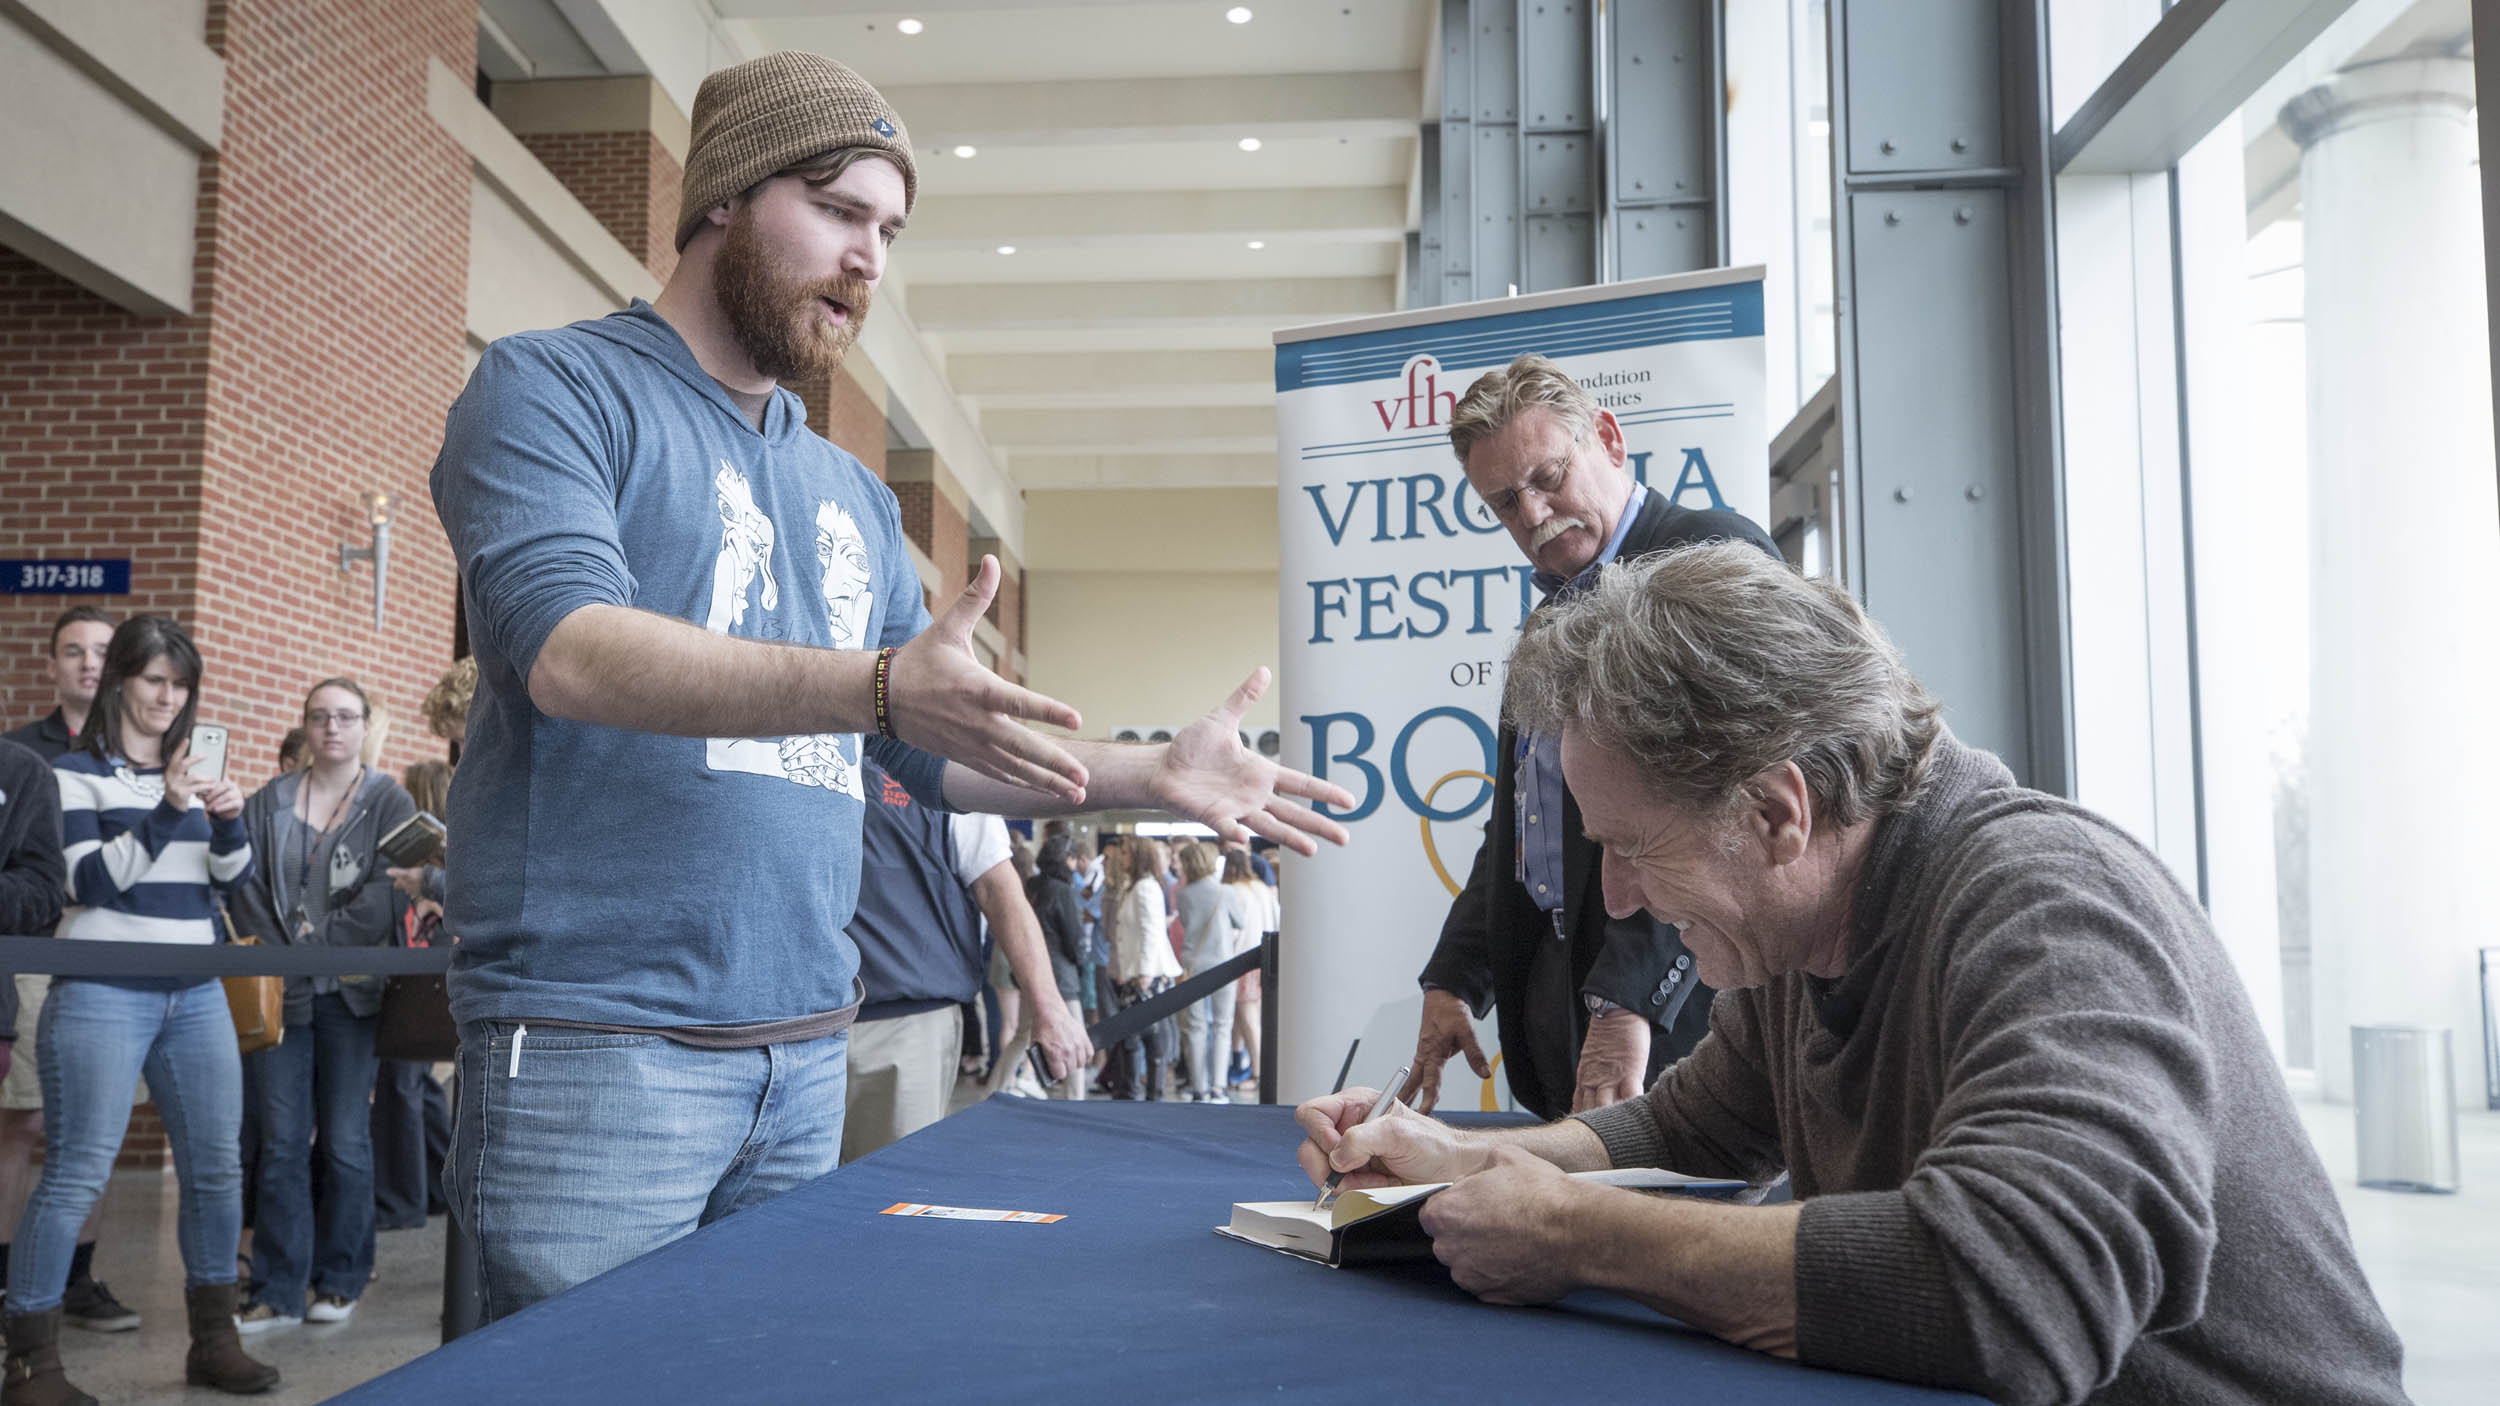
left=339, top=490, right=398, bottom=629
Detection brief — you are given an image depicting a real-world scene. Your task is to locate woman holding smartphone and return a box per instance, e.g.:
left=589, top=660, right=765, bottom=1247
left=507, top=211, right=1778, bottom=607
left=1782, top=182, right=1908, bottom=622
left=4, top=615, right=280, bottom=1401
left=226, top=678, right=412, bottom=1334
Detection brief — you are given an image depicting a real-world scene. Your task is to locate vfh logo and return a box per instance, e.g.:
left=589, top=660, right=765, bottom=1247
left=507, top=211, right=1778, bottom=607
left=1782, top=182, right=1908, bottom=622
left=1370, top=355, right=1458, bottom=433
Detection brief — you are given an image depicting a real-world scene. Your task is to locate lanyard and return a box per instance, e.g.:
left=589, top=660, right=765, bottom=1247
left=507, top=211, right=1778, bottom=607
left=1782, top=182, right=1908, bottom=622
left=291, top=769, right=361, bottom=924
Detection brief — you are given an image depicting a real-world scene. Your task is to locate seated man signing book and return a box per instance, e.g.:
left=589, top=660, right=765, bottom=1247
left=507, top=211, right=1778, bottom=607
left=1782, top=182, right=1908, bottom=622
left=1294, top=544, right=2407, bottom=1406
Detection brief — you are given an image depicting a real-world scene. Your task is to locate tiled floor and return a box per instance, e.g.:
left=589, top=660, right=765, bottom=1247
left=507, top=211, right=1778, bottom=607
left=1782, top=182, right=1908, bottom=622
left=2292, top=1093, right=2500, bottom=1405
left=47, top=1085, right=2500, bottom=1404
left=37, top=1178, right=446, bottom=1405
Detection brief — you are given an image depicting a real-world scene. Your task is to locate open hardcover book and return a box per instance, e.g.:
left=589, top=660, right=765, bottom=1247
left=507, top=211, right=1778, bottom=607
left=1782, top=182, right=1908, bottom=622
left=1216, top=1166, right=1748, bottom=1268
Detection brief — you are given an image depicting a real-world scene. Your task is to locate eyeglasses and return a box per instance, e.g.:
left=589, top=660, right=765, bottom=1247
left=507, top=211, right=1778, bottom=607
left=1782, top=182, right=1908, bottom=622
left=1477, top=453, right=1576, bottom=523
left=305, top=710, right=366, bottom=729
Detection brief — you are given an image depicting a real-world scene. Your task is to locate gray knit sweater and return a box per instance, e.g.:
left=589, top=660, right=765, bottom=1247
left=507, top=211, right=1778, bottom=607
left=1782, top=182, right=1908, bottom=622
left=1576, top=737, right=2407, bottom=1406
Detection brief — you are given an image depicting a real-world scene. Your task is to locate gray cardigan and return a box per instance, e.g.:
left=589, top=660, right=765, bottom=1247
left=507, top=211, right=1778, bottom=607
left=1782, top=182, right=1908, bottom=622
left=1576, top=736, right=2406, bottom=1406
left=230, top=767, right=415, bottom=1024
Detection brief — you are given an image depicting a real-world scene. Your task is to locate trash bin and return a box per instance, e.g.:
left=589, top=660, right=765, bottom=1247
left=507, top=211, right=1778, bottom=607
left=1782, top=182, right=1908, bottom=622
left=2351, top=1024, right=2460, bottom=1194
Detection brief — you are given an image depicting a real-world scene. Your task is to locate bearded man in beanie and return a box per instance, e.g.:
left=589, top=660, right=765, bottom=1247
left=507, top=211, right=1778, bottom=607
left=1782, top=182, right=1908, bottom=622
left=431, top=51, right=1351, bottom=1321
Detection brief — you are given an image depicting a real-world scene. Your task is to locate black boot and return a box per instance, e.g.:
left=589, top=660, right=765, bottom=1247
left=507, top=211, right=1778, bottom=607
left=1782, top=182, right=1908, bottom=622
left=183, top=1284, right=279, bottom=1395
left=2, top=1309, right=96, bottom=1406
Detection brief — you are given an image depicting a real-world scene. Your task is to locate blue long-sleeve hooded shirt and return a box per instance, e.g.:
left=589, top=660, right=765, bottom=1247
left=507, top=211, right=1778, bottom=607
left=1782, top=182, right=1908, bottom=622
left=430, top=301, right=944, bottom=1029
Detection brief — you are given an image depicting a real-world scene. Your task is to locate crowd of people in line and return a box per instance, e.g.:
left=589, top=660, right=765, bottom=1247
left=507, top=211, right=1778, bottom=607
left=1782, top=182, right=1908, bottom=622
left=967, top=830, right=1278, bottom=1108
left=0, top=606, right=470, bottom=1398
left=0, top=600, right=1288, bottom=1401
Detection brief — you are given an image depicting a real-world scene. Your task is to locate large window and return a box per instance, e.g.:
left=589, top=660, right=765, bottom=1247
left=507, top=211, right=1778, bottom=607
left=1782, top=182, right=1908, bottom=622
left=2054, top=0, right=2495, bottom=1085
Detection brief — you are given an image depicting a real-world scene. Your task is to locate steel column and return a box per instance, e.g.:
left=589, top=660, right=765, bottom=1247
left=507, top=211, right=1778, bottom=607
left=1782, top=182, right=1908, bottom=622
left=1827, top=0, right=2071, bottom=792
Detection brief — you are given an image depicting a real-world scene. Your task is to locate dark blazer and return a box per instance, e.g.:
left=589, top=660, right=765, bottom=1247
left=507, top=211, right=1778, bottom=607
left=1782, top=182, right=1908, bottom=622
left=1417, top=492, right=1781, bottom=1119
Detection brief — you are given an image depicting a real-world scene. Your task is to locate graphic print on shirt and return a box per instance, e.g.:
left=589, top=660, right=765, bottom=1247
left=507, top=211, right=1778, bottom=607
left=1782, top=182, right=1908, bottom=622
left=818, top=500, right=876, bottom=652
left=703, top=463, right=873, bottom=798
left=704, top=463, right=780, bottom=632
left=327, top=840, right=364, bottom=898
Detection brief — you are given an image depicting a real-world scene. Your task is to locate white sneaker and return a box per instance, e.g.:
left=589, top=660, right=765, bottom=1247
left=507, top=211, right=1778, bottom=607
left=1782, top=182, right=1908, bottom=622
left=305, top=1294, right=356, bottom=1324
left=234, top=1302, right=300, bottom=1333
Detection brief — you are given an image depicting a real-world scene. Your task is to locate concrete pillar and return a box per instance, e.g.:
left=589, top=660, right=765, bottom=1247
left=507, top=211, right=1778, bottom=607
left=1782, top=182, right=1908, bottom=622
left=2280, top=56, right=2500, bottom=1105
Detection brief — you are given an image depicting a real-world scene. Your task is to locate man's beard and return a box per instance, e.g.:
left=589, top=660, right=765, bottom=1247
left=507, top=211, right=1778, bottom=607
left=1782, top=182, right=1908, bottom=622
left=713, top=209, right=874, bottom=383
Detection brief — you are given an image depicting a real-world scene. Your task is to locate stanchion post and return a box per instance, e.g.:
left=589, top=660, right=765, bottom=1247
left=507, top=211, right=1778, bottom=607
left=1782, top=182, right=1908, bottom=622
left=1258, top=929, right=1279, bottom=1104
left=440, top=1067, right=482, bottom=1343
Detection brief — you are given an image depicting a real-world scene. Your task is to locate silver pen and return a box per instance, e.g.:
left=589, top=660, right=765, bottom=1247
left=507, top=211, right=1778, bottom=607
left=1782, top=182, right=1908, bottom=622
left=1313, top=1066, right=1410, bottom=1212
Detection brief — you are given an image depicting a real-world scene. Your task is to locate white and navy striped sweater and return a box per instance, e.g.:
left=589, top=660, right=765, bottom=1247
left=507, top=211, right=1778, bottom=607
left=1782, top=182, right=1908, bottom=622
left=53, top=749, right=252, bottom=952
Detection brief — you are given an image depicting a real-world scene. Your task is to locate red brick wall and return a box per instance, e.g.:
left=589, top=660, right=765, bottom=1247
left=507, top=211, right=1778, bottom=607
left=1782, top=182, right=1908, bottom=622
left=0, top=250, right=212, bottom=731
left=930, top=495, right=968, bottom=597
left=0, top=0, right=473, bottom=789
left=891, top=481, right=969, bottom=595
left=893, top=480, right=933, bottom=555
left=518, top=130, right=682, bottom=284
left=798, top=368, right=886, bottom=479
left=187, top=0, right=473, bottom=789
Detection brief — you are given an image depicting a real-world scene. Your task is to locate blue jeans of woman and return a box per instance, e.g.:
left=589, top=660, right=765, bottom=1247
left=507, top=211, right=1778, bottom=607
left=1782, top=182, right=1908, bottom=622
left=246, top=992, right=378, bottom=1315
left=6, top=978, right=243, bottom=1313
left=1178, top=977, right=1237, bottom=1101
left=1115, top=978, right=1174, bottom=1100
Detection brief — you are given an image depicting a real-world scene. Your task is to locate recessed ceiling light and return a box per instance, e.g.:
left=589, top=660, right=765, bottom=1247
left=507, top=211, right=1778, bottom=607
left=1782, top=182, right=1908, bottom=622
left=952, top=145, right=977, bottom=159
left=1247, top=240, right=1266, bottom=249
left=1226, top=6, right=1254, bottom=21
left=996, top=245, right=1017, bottom=255
left=1237, top=136, right=1262, bottom=152
left=896, top=17, right=924, bottom=35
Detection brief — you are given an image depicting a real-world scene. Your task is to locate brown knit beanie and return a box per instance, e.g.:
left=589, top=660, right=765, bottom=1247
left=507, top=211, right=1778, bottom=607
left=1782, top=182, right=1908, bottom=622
left=675, top=51, right=917, bottom=252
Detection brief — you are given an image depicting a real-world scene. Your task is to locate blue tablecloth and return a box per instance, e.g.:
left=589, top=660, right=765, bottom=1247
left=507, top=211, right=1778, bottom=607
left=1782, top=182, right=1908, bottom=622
left=340, top=1097, right=1978, bottom=1403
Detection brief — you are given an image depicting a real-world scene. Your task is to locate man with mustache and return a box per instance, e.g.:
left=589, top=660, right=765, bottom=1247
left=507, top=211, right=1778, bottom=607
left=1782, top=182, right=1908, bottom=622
left=1403, top=355, right=1779, bottom=1121
left=430, top=51, right=1351, bottom=1321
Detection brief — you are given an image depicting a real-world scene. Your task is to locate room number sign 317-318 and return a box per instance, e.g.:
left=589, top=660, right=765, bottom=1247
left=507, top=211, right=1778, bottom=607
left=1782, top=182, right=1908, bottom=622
left=2, top=560, right=131, bottom=595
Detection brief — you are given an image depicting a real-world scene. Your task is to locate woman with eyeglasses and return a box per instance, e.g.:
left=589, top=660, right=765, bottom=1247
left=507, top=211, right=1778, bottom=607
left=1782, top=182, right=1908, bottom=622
left=4, top=615, right=280, bottom=1400
left=225, top=679, right=413, bottom=1335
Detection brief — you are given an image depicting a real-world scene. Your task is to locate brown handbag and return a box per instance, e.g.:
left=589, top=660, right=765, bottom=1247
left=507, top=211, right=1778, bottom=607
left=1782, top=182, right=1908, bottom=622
left=375, top=909, right=457, bottom=1063
left=221, top=931, right=284, bottom=1055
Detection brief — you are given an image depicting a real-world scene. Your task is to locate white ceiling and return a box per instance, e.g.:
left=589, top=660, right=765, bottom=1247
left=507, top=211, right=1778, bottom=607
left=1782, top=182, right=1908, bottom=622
left=723, top=1, right=1429, bottom=84
left=732, top=0, right=1433, bottom=487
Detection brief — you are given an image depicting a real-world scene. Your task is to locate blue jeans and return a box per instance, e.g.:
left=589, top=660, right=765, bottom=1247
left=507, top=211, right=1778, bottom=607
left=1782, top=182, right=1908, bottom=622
left=7, top=979, right=242, bottom=1313
left=1114, top=979, right=1174, bottom=1100
left=1179, top=977, right=1237, bottom=1100
left=246, top=993, right=378, bottom=1315
left=446, top=1020, right=850, bottom=1324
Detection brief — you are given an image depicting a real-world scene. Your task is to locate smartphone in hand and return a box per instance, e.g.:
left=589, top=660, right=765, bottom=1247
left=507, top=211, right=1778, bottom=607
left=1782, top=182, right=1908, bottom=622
left=186, top=724, right=230, bottom=783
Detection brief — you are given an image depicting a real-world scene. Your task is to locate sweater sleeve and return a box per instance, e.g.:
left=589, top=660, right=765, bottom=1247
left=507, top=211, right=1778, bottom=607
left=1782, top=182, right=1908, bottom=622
left=57, top=766, right=187, bottom=904
left=1791, top=824, right=2223, bottom=1405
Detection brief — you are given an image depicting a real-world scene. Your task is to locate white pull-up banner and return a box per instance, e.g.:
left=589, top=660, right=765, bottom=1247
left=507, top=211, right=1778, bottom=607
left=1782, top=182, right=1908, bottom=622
left=1272, top=266, right=1769, bottom=1105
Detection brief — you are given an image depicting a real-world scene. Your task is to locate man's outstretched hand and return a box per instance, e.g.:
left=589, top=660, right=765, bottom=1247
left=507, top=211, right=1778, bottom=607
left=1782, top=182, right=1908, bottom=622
left=1150, top=668, right=1355, bottom=856
left=888, top=557, right=1090, bottom=801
